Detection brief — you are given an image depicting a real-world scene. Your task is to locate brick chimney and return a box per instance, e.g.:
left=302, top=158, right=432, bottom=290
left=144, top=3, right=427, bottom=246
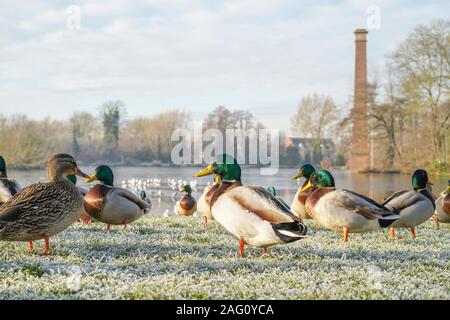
left=348, top=28, right=370, bottom=172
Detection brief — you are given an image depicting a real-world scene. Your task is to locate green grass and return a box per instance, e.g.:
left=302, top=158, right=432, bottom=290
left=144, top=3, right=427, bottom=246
left=0, top=216, right=448, bottom=300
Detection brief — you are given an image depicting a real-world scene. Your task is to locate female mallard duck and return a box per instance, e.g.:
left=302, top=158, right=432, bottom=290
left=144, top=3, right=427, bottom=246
left=432, top=180, right=450, bottom=228
left=382, top=169, right=435, bottom=239
left=291, top=164, right=316, bottom=219
left=197, top=175, right=221, bottom=229
left=175, top=185, right=197, bottom=216
left=0, top=154, right=89, bottom=254
left=195, top=154, right=307, bottom=257
left=84, top=165, right=151, bottom=230
left=67, top=174, right=91, bottom=225
left=0, top=156, right=21, bottom=205
left=302, top=170, right=399, bottom=243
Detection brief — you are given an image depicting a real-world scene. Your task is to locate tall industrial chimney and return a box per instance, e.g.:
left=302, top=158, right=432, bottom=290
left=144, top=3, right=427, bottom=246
left=349, top=28, right=370, bottom=172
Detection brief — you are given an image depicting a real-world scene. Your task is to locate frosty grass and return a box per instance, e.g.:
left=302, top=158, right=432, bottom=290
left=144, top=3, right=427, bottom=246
left=0, top=215, right=448, bottom=299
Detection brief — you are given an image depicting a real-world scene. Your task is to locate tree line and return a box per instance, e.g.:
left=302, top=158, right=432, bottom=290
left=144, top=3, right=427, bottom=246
left=0, top=20, right=448, bottom=172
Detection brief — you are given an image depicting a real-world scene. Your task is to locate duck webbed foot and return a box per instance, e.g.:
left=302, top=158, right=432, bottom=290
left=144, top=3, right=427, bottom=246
left=38, top=237, right=50, bottom=255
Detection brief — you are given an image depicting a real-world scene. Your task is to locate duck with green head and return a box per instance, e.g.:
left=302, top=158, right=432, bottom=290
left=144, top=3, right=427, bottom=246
left=382, top=169, right=435, bottom=239
left=0, top=156, right=21, bottom=205
left=302, top=169, right=399, bottom=243
left=83, top=165, right=151, bottom=230
left=291, top=164, right=316, bottom=219
left=195, top=154, right=307, bottom=257
left=432, top=180, right=450, bottom=228
left=175, top=184, right=197, bottom=216
left=197, top=175, right=221, bottom=229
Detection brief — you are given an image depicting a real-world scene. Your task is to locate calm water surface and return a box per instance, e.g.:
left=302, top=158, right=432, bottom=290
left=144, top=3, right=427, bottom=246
left=8, top=167, right=448, bottom=215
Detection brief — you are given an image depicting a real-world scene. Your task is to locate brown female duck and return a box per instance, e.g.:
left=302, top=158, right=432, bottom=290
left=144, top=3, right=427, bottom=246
left=0, top=154, right=89, bottom=254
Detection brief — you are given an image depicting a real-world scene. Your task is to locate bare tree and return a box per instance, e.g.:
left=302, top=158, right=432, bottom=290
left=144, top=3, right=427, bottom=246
left=291, top=94, right=339, bottom=163
left=369, top=66, right=405, bottom=168
left=392, top=19, right=450, bottom=165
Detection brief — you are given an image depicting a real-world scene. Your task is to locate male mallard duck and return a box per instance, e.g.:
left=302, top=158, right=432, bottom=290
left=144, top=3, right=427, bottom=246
left=195, top=154, right=307, bottom=257
left=175, top=185, right=197, bottom=216
left=432, top=180, right=450, bottom=227
left=291, top=164, right=316, bottom=219
left=84, top=165, right=151, bottom=230
left=67, top=174, right=91, bottom=225
left=139, top=190, right=152, bottom=207
left=382, top=169, right=435, bottom=239
left=197, top=175, right=221, bottom=229
left=0, top=156, right=21, bottom=205
left=302, top=170, right=399, bottom=243
left=0, top=154, right=89, bottom=254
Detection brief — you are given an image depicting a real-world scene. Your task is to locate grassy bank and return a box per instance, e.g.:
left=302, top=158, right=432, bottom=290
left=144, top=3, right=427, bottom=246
left=0, top=216, right=448, bottom=300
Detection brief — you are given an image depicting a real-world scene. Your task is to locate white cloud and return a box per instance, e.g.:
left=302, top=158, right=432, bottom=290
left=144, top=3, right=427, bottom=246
left=0, top=0, right=448, bottom=133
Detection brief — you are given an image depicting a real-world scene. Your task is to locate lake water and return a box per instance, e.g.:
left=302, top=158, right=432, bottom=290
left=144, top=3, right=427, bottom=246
left=8, top=166, right=448, bottom=215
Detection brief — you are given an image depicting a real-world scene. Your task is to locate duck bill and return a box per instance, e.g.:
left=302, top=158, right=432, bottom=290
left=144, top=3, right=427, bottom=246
left=292, top=171, right=304, bottom=180
left=85, top=174, right=98, bottom=183
left=179, top=186, right=186, bottom=192
left=300, top=180, right=313, bottom=192
left=426, top=179, right=433, bottom=186
left=194, top=164, right=213, bottom=177
left=74, top=167, right=90, bottom=179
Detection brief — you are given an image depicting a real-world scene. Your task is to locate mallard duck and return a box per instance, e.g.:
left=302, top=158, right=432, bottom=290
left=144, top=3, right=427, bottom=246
left=0, top=154, right=89, bottom=254
left=291, top=164, right=316, bottom=219
left=84, top=165, right=151, bottom=230
left=432, top=180, right=450, bottom=227
left=175, top=185, right=197, bottom=216
left=302, top=170, right=399, bottom=243
left=382, top=169, right=435, bottom=239
left=67, top=174, right=91, bottom=225
left=197, top=175, right=221, bottom=229
left=194, top=154, right=307, bottom=257
left=0, top=156, right=21, bottom=205
left=139, top=190, right=152, bottom=207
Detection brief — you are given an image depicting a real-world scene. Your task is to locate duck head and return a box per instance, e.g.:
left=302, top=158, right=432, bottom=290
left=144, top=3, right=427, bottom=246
left=292, top=164, right=315, bottom=180
left=179, top=184, right=192, bottom=194
left=0, top=156, right=7, bottom=178
left=48, top=154, right=89, bottom=182
left=194, top=154, right=241, bottom=181
left=86, top=165, right=114, bottom=186
left=139, top=190, right=147, bottom=200
left=300, top=169, right=335, bottom=192
left=411, top=169, right=432, bottom=191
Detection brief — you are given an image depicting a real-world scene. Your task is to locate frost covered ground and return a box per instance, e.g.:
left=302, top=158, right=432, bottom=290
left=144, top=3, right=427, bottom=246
left=0, top=215, right=448, bottom=300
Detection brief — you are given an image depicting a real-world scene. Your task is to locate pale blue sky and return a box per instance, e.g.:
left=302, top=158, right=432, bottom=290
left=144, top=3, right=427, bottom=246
left=0, top=0, right=448, bottom=133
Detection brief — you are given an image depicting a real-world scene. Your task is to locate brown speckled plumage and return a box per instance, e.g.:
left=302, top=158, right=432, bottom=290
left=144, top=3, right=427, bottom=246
left=0, top=154, right=87, bottom=243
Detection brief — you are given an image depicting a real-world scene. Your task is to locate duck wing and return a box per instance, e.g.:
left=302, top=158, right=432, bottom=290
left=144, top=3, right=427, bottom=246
left=227, top=186, right=307, bottom=240
left=383, top=190, right=434, bottom=212
left=230, top=186, right=301, bottom=223
left=333, top=189, right=399, bottom=221
left=115, top=188, right=151, bottom=211
left=381, top=190, right=409, bottom=206
left=0, top=182, right=78, bottom=235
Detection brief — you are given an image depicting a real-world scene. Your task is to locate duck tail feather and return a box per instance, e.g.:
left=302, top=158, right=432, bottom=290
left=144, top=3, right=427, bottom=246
left=272, top=221, right=307, bottom=243
left=378, top=215, right=398, bottom=228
